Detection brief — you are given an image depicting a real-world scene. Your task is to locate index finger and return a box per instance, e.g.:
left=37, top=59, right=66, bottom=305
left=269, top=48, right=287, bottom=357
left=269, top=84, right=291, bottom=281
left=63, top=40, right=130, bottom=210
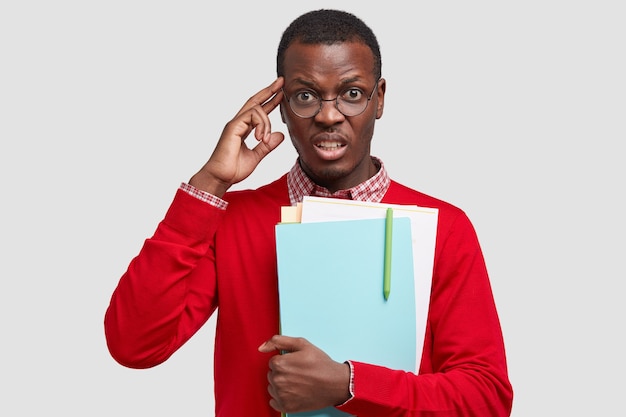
left=235, top=77, right=284, bottom=118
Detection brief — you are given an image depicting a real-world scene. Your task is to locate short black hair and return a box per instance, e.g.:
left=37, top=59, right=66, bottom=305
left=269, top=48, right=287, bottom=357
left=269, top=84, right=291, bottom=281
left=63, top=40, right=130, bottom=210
left=277, top=9, right=382, bottom=80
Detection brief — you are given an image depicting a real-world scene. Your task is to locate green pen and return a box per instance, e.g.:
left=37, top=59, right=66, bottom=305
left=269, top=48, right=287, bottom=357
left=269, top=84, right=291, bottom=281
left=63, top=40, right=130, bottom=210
left=383, top=208, right=393, bottom=300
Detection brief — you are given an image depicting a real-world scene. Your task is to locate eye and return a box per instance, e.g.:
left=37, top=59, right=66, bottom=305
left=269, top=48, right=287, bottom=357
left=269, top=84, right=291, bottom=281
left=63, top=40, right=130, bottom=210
left=340, top=88, right=365, bottom=103
left=292, top=90, right=319, bottom=105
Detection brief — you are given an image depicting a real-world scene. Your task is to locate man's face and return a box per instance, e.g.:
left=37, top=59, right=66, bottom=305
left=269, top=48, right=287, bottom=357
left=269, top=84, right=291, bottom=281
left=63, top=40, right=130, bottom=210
left=280, top=41, right=385, bottom=192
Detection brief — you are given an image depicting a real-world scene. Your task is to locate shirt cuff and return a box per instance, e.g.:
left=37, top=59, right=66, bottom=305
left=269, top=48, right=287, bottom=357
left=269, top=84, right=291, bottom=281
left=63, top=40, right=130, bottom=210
left=179, top=182, right=228, bottom=210
left=337, top=360, right=355, bottom=407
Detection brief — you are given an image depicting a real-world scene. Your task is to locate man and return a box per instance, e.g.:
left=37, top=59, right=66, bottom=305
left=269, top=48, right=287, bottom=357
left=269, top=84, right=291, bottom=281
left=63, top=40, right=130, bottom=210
left=105, top=9, right=513, bottom=417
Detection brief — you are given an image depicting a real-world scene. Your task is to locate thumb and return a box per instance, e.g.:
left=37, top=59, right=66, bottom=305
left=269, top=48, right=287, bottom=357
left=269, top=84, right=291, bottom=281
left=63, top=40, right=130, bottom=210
left=258, top=334, right=306, bottom=353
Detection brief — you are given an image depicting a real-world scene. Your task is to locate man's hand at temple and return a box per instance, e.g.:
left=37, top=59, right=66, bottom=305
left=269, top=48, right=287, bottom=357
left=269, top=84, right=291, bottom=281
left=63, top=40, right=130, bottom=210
left=189, top=77, right=285, bottom=197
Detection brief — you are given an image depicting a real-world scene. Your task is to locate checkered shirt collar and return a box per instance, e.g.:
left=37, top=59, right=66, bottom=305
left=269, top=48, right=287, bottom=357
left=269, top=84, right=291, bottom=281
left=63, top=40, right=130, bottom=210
left=287, top=156, right=390, bottom=206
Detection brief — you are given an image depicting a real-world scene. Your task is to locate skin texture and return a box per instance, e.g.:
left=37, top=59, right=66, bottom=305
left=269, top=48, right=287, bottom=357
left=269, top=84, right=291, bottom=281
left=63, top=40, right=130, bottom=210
left=279, top=41, right=385, bottom=193
left=189, top=40, right=386, bottom=413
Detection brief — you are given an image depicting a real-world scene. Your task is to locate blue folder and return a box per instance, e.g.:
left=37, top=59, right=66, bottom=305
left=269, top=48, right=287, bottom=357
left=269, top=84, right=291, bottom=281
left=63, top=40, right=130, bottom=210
left=275, top=217, right=416, bottom=417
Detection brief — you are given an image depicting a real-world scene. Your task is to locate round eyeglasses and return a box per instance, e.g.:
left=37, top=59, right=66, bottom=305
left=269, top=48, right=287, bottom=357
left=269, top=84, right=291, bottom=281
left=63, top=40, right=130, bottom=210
left=282, top=80, right=380, bottom=118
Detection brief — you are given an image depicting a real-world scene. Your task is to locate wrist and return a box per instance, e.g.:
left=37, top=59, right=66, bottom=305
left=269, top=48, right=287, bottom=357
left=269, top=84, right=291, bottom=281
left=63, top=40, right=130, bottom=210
left=188, top=171, right=231, bottom=198
left=333, top=361, right=353, bottom=406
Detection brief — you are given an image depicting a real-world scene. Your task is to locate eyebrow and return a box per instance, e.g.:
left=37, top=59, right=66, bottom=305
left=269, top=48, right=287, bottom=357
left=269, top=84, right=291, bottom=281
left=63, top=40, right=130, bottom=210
left=290, top=76, right=366, bottom=91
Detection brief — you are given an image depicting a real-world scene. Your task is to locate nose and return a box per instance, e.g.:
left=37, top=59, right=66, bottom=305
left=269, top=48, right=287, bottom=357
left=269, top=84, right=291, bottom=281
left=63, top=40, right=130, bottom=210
left=315, top=98, right=345, bottom=124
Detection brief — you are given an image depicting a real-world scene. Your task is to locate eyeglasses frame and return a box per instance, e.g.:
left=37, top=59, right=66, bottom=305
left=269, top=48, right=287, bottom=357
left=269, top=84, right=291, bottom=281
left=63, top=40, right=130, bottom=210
left=282, top=79, right=381, bottom=119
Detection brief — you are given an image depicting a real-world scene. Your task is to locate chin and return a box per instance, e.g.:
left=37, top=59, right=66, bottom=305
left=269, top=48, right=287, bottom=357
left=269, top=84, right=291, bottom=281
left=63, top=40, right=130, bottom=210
left=310, top=164, right=353, bottom=186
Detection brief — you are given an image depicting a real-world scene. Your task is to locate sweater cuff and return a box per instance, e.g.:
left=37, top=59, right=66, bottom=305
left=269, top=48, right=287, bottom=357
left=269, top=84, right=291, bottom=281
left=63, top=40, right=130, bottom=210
left=336, top=361, right=404, bottom=416
left=161, top=188, right=225, bottom=241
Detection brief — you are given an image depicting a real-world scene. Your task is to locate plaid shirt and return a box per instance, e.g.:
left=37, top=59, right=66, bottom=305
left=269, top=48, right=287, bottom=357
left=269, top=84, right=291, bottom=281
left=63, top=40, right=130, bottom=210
left=180, top=156, right=390, bottom=208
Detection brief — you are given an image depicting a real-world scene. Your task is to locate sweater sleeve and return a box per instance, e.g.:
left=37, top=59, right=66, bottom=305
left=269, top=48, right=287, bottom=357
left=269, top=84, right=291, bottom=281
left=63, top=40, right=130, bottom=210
left=104, top=189, right=224, bottom=369
left=337, top=211, right=513, bottom=417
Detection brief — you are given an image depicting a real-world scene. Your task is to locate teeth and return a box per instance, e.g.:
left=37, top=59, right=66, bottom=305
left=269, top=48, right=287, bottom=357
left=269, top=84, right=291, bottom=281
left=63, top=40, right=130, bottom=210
left=317, top=142, right=343, bottom=149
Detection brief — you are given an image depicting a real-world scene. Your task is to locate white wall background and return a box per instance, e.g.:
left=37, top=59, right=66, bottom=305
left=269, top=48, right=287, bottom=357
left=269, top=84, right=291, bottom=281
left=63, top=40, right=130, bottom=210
left=1, top=1, right=624, bottom=415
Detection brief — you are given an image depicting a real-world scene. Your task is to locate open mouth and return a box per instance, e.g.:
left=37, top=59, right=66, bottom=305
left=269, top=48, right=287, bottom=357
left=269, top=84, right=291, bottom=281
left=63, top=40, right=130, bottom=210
left=316, top=141, right=346, bottom=150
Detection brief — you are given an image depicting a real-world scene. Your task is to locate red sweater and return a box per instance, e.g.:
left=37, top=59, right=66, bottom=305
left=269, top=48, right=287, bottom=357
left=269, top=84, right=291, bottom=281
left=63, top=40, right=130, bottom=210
left=104, top=175, right=513, bottom=416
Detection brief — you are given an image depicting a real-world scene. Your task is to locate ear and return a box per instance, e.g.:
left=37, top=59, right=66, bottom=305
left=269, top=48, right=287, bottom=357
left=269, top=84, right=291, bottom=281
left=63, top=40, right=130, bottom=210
left=280, top=103, right=286, bottom=123
left=375, top=78, right=386, bottom=119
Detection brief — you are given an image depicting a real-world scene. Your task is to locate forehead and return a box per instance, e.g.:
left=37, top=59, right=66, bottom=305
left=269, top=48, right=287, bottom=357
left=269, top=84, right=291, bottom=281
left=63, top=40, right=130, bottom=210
left=282, top=41, right=376, bottom=84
